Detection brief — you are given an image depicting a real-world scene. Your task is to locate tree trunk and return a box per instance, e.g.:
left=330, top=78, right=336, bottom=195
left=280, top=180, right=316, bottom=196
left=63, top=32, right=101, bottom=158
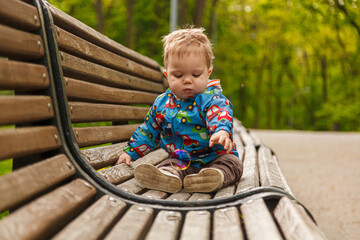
left=266, top=61, right=273, bottom=129
left=193, top=0, right=206, bottom=27
left=178, top=0, right=187, bottom=27
left=125, top=0, right=135, bottom=49
left=95, top=0, right=104, bottom=33
left=321, top=56, right=327, bottom=102
left=208, top=0, right=218, bottom=37
left=254, top=56, right=266, bottom=128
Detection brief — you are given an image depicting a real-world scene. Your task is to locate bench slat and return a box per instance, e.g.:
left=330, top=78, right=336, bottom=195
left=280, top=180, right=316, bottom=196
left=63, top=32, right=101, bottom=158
left=166, top=189, right=191, bottom=201
left=213, top=207, right=244, bottom=240
left=65, top=78, right=157, bottom=105
left=214, top=185, right=236, bottom=199
left=236, top=145, right=259, bottom=193
left=145, top=211, right=182, bottom=240
left=187, top=193, right=212, bottom=201
left=141, top=190, right=168, bottom=199
left=0, top=126, right=61, bottom=160
left=274, top=197, right=327, bottom=240
left=104, top=205, right=154, bottom=240
left=53, top=195, right=127, bottom=240
left=68, top=101, right=148, bottom=123
left=47, top=3, right=159, bottom=70
left=180, top=211, right=210, bottom=240
left=0, top=96, right=54, bottom=125
left=240, top=198, right=282, bottom=240
left=0, top=60, right=49, bottom=91
left=117, top=178, right=144, bottom=194
left=272, top=155, right=294, bottom=196
left=56, top=27, right=163, bottom=83
left=0, top=154, right=75, bottom=212
left=60, top=51, right=164, bottom=93
left=0, top=0, right=40, bottom=31
left=99, top=149, right=168, bottom=184
left=73, top=124, right=140, bottom=148
left=0, top=24, right=44, bottom=60
left=258, top=145, right=286, bottom=190
left=0, top=179, right=96, bottom=240
left=82, top=142, right=128, bottom=169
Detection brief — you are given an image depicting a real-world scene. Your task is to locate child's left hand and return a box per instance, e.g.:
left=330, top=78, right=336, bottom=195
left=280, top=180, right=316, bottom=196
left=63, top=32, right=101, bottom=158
left=209, top=130, right=233, bottom=153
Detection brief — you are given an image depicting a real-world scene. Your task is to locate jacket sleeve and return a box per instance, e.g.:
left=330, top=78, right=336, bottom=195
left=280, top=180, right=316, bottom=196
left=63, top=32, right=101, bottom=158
left=123, top=103, right=162, bottom=161
left=202, top=89, right=234, bottom=138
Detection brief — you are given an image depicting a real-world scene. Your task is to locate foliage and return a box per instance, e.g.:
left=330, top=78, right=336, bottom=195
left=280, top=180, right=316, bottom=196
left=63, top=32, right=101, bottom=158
left=48, top=0, right=360, bottom=131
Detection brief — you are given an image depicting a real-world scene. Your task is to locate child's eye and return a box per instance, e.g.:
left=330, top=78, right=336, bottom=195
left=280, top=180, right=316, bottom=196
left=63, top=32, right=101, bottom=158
left=193, top=74, right=201, bottom=78
left=174, top=74, right=183, bottom=78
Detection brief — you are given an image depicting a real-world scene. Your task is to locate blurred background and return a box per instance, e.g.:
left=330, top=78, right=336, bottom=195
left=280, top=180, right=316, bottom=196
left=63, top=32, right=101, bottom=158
left=48, top=0, right=360, bottom=131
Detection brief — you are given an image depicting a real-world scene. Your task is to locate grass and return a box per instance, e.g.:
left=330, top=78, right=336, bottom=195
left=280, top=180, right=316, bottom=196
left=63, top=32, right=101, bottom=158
left=0, top=159, right=12, bottom=220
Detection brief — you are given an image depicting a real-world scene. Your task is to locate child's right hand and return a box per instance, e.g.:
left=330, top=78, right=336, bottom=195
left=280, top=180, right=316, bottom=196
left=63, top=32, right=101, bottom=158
left=115, top=152, right=132, bottom=166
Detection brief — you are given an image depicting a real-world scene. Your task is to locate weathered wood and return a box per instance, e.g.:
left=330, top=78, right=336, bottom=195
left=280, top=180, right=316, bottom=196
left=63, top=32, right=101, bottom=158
left=117, top=178, right=144, bottom=194
left=0, top=96, right=54, bottom=125
left=180, top=211, right=210, bottom=240
left=0, top=60, right=49, bottom=91
left=145, top=211, right=182, bottom=240
left=234, top=119, right=254, bottom=146
left=65, top=78, right=157, bottom=105
left=60, top=52, right=164, bottom=93
left=0, top=24, right=44, bottom=60
left=82, top=142, right=128, bottom=170
left=141, top=190, right=168, bottom=199
left=104, top=205, right=154, bottom=240
left=213, top=207, right=244, bottom=240
left=56, top=27, right=163, bottom=83
left=0, top=0, right=40, bottom=31
left=240, top=198, right=282, bottom=240
left=272, top=155, right=294, bottom=196
left=274, top=197, right=327, bottom=240
left=0, top=179, right=96, bottom=240
left=0, top=126, right=62, bottom=160
left=47, top=3, right=159, bottom=70
left=166, top=189, right=191, bottom=201
left=99, top=149, right=168, bottom=184
left=53, top=195, right=127, bottom=240
left=249, top=131, right=262, bottom=145
left=258, top=145, right=286, bottom=190
left=187, top=193, right=212, bottom=201
left=214, top=185, right=236, bottom=199
left=0, top=154, right=75, bottom=212
left=73, top=124, right=140, bottom=148
left=68, top=101, right=148, bottom=123
left=236, top=145, right=259, bottom=193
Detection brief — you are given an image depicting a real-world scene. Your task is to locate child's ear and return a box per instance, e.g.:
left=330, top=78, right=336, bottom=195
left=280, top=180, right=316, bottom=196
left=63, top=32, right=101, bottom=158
left=208, top=68, right=212, bottom=77
left=163, top=70, right=168, bottom=78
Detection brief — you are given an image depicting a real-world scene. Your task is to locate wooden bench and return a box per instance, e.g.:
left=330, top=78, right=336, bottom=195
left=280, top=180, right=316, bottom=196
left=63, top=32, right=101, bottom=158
left=0, top=0, right=327, bottom=239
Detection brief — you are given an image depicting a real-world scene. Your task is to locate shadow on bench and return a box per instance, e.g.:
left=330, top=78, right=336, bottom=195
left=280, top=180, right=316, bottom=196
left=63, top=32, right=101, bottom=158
left=0, top=0, right=327, bottom=239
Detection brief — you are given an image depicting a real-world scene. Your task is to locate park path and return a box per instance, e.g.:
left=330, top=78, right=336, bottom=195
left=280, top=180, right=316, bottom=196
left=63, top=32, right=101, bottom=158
left=252, top=129, right=360, bottom=240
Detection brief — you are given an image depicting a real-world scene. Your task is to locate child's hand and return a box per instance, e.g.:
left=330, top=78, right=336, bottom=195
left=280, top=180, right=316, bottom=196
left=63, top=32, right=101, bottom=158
left=209, top=130, right=233, bottom=153
left=115, top=152, right=132, bottom=166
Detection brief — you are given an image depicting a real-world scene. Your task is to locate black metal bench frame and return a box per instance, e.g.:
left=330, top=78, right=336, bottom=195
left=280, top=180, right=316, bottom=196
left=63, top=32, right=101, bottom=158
left=0, top=0, right=325, bottom=239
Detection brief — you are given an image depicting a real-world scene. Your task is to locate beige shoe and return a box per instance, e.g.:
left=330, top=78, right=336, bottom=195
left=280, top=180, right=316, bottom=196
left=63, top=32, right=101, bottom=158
left=134, top=164, right=182, bottom=193
left=183, top=168, right=224, bottom=193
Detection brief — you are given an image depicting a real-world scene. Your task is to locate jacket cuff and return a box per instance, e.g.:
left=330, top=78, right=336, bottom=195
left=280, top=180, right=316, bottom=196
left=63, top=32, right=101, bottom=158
left=123, top=145, right=140, bottom=161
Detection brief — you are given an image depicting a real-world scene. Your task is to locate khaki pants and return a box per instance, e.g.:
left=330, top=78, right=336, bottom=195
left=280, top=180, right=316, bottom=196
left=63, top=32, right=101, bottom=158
left=159, top=154, right=243, bottom=189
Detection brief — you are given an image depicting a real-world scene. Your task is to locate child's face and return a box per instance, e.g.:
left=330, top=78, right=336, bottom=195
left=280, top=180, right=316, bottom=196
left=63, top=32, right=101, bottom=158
left=166, top=51, right=211, bottom=100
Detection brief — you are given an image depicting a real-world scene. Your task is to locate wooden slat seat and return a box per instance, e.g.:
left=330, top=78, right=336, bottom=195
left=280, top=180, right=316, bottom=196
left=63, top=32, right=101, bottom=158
left=0, top=0, right=327, bottom=239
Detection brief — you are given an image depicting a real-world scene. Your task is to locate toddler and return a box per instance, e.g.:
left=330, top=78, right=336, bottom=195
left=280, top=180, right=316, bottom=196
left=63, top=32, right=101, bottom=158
left=116, top=28, right=243, bottom=193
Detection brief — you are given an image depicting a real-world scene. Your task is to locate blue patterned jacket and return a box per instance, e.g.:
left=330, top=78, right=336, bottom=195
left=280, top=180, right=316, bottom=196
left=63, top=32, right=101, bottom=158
left=124, top=80, right=239, bottom=168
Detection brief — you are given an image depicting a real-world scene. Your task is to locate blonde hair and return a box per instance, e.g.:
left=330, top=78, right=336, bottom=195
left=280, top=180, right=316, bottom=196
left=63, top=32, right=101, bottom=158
left=162, top=27, right=214, bottom=69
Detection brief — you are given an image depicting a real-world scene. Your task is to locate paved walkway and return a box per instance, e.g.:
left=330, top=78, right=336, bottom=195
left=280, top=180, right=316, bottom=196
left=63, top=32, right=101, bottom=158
left=252, top=130, right=360, bottom=240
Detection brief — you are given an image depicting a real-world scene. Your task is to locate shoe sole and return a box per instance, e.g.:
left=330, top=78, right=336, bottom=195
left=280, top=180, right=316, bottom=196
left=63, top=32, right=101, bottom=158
left=134, top=164, right=182, bottom=193
left=184, top=168, right=224, bottom=193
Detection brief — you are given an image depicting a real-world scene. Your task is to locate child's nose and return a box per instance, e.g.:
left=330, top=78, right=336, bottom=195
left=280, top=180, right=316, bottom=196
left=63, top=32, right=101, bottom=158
left=183, top=75, right=192, bottom=84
